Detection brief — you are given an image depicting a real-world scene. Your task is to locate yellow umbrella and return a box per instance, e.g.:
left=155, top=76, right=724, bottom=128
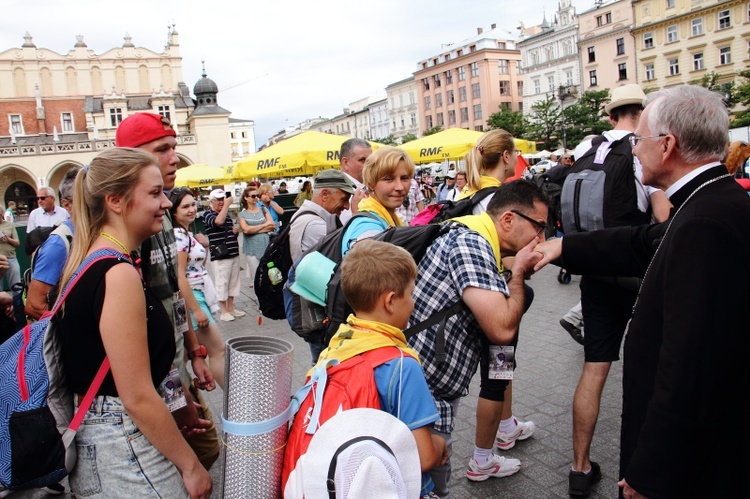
left=236, top=131, right=382, bottom=179
left=175, top=163, right=234, bottom=188
left=399, top=128, right=536, bottom=163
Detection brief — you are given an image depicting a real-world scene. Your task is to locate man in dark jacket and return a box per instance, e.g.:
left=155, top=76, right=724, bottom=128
left=534, top=84, right=750, bottom=499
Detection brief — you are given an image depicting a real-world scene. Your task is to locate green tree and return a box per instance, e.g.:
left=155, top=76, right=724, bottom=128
left=372, top=134, right=397, bottom=146
left=400, top=133, right=418, bottom=144
left=561, top=90, right=612, bottom=149
left=527, top=95, right=562, bottom=151
left=486, top=107, right=528, bottom=137
left=423, top=126, right=443, bottom=136
left=730, top=70, right=750, bottom=128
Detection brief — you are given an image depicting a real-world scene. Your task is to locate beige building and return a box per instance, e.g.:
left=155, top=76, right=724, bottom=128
left=385, top=77, right=421, bottom=142
left=414, top=25, right=523, bottom=133
left=518, top=0, right=581, bottom=113
left=579, top=0, right=638, bottom=93
left=0, top=28, right=232, bottom=220
left=229, top=118, right=256, bottom=160
left=632, top=0, right=746, bottom=92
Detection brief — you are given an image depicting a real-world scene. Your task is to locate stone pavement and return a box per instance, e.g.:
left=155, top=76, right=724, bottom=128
left=13, top=265, right=624, bottom=498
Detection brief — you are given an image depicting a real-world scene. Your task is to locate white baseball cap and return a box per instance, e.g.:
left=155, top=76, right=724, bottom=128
left=209, top=189, right=225, bottom=200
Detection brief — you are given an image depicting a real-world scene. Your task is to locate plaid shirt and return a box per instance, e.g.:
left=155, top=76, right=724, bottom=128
left=408, top=223, right=509, bottom=433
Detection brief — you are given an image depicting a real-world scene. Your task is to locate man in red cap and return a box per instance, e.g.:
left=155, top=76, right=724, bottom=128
left=116, top=112, right=221, bottom=470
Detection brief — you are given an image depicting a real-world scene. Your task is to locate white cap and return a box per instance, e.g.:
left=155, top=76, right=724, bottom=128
left=209, top=189, right=225, bottom=200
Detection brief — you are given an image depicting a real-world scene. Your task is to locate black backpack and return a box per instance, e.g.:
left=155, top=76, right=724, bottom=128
left=534, top=174, right=563, bottom=238
left=254, top=209, right=322, bottom=320
left=561, top=134, right=650, bottom=233
left=409, top=186, right=499, bottom=226
left=286, top=213, right=464, bottom=356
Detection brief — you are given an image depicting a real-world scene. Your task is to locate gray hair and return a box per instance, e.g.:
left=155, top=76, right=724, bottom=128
left=59, top=167, right=80, bottom=202
left=644, top=85, right=728, bottom=164
left=340, top=138, right=371, bottom=159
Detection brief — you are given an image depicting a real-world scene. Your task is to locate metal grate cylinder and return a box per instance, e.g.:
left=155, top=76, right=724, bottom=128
left=221, top=336, right=294, bottom=498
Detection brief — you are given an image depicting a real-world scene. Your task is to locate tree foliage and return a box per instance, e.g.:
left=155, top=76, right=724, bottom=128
left=400, top=133, right=418, bottom=144
left=486, top=108, right=528, bottom=137
left=372, top=134, right=397, bottom=146
left=527, top=95, right=562, bottom=151
left=730, top=70, right=750, bottom=128
left=561, top=90, right=612, bottom=149
left=423, top=126, right=443, bottom=136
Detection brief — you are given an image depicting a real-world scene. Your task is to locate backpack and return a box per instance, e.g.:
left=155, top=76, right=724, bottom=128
left=285, top=213, right=465, bottom=356
left=534, top=174, right=563, bottom=238
left=281, top=346, right=414, bottom=496
left=23, top=224, right=61, bottom=256
left=253, top=209, right=322, bottom=320
left=409, top=186, right=499, bottom=226
left=561, top=134, right=651, bottom=233
left=21, top=222, right=74, bottom=309
left=0, top=249, right=121, bottom=494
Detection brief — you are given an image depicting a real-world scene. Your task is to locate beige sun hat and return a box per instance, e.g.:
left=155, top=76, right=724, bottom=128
left=605, top=84, right=646, bottom=115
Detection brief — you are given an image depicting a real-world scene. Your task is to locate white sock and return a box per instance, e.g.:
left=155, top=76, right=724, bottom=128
left=572, top=465, right=592, bottom=474
left=473, top=446, right=493, bottom=465
left=499, top=416, right=517, bottom=434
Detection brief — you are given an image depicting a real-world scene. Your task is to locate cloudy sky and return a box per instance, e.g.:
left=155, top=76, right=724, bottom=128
left=0, top=0, right=590, bottom=149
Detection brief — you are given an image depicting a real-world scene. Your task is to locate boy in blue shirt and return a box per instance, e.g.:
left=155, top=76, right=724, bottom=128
left=283, top=240, right=446, bottom=498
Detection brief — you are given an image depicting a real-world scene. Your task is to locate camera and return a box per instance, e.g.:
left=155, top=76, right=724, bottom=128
left=225, top=191, right=232, bottom=198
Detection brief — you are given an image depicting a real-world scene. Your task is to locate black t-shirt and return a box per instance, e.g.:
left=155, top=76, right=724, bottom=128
left=58, top=258, right=175, bottom=396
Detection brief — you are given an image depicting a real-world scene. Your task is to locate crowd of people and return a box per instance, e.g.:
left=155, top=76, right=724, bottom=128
left=1, top=82, right=749, bottom=499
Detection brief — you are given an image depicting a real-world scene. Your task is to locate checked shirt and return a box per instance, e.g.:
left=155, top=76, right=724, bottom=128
left=408, top=222, right=509, bottom=433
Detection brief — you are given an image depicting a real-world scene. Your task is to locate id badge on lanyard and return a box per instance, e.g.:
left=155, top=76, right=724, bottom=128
left=173, top=294, right=188, bottom=335
left=488, top=345, right=515, bottom=380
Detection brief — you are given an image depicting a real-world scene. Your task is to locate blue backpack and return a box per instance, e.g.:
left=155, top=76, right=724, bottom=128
left=0, top=249, right=124, bottom=494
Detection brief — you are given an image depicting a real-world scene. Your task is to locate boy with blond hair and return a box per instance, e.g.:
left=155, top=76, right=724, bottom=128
left=282, top=240, right=446, bottom=498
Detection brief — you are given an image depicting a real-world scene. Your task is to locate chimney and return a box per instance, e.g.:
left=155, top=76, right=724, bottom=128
left=491, top=23, right=497, bottom=30
left=477, top=27, right=483, bottom=35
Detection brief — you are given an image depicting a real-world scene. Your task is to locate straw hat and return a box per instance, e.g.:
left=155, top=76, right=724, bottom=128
left=302, top=408, right=422, bottom=499
left=604, top=84, right=646, bottom=115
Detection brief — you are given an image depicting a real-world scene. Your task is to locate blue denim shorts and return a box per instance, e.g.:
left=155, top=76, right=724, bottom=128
left=70, top=395, right=188, bottom=498
left=189, top=289, right=217, bottom=330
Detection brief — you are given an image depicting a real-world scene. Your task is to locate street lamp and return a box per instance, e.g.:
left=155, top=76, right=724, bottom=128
left=557, top=85, right=576, bottom=150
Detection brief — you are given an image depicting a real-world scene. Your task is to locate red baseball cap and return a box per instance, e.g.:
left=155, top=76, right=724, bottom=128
left=115, top=112, right=176, bottom=148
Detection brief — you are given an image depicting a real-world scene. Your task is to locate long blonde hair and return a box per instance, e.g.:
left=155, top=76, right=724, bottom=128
left=464, top=129, right=516, bottom=192
left=59, top=148, right=158, bottom=292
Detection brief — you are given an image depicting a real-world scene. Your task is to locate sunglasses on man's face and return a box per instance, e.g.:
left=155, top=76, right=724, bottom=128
left=37, top=196, right=50, bottom=201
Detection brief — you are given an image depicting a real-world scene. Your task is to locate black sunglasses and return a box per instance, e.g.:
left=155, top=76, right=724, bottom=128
left=37, top=196, right=50, bottom=201
left=511, top=210, right=546, bottom=236
left=246, top=194, right=258, bottom=199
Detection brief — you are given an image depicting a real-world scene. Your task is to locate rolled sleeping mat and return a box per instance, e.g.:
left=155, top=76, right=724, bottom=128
left=221, top=336, right=294, bottom=498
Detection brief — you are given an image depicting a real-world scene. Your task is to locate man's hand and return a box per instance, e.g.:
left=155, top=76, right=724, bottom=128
left=618, top=478, right=647, bottom=499
left=532, top=238, right=563, bottom=271
left=511, top=236, right=543, bottom=278
left=350, top=188, right=366, bottom=215
left=194, top=233, right=209, bottom=248
left=0, top=292, right=13, bottom=319
left=191, top=357, right=216, bottom=391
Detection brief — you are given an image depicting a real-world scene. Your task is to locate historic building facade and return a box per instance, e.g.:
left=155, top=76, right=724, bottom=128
left=414, top=25, right=523, bottom=133
left=0, top=27, right=232, bottom=221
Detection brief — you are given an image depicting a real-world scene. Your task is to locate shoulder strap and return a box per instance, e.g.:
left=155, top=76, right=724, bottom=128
left=471, top=186, right=500, bottom=205
left=403, top=301, right=466, bottom=364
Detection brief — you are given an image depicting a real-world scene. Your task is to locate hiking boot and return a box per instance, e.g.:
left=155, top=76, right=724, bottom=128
left=496, top=418, right=535, bottom=450
left=466, top=454, right=521, bottom=482
left=560, top=318, right=584, bottom=345
left=569, top=461, right=601, bottom=497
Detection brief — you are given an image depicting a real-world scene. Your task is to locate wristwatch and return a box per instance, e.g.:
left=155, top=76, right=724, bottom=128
left=188, top=345, right=208, bottom=360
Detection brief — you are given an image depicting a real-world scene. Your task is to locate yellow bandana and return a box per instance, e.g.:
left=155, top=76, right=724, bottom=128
left=307, top=314, right=421, bottom=377
left=457, top=175, right=502, bottom=200
left=450, top=211, right=503, bottom=271
left=357, top=196, right=403, bottom=227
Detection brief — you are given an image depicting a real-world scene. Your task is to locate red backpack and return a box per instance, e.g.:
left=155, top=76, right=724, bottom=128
left=281, top=346, right=414, bottom=497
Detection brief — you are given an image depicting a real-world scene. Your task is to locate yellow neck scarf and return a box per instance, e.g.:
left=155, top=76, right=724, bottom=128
left=450, top=211, right=503, bottom=271
left=458, top=175, right=502, bottom=200
left=307, top=314, right=420, bottom=377
left=357, top=196, right=403, bottom=227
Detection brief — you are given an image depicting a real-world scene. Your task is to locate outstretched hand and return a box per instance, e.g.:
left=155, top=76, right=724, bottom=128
left=532, top=237, right=563, bottom=272
left=511, top=236, right=544, bottom=278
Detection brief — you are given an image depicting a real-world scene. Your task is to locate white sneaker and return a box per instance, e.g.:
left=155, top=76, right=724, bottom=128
left=466, top=454, right=521, bottom=482
left=220, top=312, right=235, bottom=322
left=496, top=418, right=536, bottom=450
left=229, top=309, right=246, bottom=317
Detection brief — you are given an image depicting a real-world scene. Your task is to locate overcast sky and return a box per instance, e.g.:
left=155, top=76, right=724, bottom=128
left=0, top=0, right=590, bottom=150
